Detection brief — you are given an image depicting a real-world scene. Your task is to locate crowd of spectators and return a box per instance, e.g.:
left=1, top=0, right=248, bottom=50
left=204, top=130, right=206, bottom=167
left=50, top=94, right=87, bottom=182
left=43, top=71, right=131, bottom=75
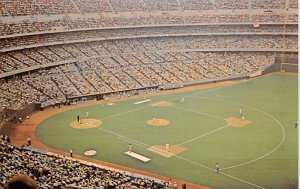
left=0, top=51, right=275, bottom=110
left=0, top=34, right=298, bottom=73
left=0, top=76, right=47, bottom=110
left=180, top=0, right=214, bottom=10
left=0, top=0, right=78, bottom=17
left=1, top=0, right=297, bottom=17
left=0, top=24, right=297, bottom=50
left=0, top=136, right=176, bottom=189
left=286, top=36, right=298, bottom=49
left=289, top=0, right=298, bottom=9
left=252, top=13, right=285, bottom=23
left=0, top=0, right=296, bottom=40
left=72, top=0, right=112, bottom=13
left=1, top=12, right=297, bottom=36
left=287, top=14, right=298, bottom=22
left=0, top=35, right=297, bottom=74
left=183, top=35, right=287, bottom=49
left=0, top=20, right=63, bottom=36
left=251, top=0, right=285, bottom=9
left=216, top=0, right=249, bottom=9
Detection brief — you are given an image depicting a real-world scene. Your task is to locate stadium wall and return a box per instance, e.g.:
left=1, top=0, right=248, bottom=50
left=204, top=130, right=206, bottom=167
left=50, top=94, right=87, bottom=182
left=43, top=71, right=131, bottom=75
left=67, top=87, right=158, bottom=101
left=280, top=55, right=298, bottom=73
left=262, top=61, right=281, bottom=74
left=0, top=103, right=40, bottom=135
left=263, top=54, right=298, bottom=74
left=278, top=54, right=298, bottom=72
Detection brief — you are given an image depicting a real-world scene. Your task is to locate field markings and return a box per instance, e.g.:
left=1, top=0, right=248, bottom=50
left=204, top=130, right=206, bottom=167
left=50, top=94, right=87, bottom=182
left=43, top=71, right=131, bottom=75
left=89, top=84, right=269, bottom=188
left=134, top=99, right=151, bottom=105
left=220, top=172, right=265, bottom=189
left=193, top=96, right=286, bottom=171
left=118, top=136, right=148, bottom=148
left=98, top=86, right=224, bottom=121
left=179, top=125, right=228, bottom=145
left=174, top=155, right=265, bottom=189
left=170, top=106, right=226, bottom=121
left=118, top=135, right=149, bottom=148
left=100, top=105, right=151, bottom=120
left=93, top=124, right=265, bottom=189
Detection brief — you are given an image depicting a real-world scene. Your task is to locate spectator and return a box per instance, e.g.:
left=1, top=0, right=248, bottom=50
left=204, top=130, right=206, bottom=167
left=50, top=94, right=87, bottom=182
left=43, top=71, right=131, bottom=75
left=4, top=175, right=38, bottom=189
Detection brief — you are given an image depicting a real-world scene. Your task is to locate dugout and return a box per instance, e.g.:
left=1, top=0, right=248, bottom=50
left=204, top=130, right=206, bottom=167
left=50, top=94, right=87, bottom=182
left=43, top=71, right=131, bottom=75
left=262, top=53, right=298, bottom=74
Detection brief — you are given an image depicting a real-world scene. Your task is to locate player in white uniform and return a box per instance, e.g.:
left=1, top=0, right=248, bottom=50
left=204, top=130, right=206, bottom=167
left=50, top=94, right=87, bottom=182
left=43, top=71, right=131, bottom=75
left=216, top=162, right=220, bottom=173
left=128, top=144, right=132, bottom=153
left=166, top=143, right=170, bottom=152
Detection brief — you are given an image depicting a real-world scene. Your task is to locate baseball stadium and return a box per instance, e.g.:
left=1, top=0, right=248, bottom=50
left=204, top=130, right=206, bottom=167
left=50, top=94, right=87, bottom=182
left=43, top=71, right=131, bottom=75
left=0, top=1, right=298, bottom=189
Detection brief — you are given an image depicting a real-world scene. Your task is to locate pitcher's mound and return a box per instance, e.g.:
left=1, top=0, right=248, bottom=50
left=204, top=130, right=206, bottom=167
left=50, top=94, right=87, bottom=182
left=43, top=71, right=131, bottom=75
left=70, top=119, right=102, bottom=129
left=147, top=118, right=170, bottom=126
left=147, top=145, right=186, bottom=158
left=226, top=117, right=251, bottom=127
left=150, top=101, right=175, bottom=107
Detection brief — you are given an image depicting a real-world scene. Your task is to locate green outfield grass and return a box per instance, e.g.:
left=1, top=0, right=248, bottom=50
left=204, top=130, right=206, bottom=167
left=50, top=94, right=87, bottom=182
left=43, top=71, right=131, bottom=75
left=35, top=73, right=298, bottom=189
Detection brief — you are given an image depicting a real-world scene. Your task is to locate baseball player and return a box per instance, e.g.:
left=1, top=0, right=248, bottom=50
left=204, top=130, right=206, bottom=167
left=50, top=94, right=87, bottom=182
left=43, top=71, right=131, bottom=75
left=216, top=162, right=220, bottom=173
left=181, top=97, right=185, bottom=102
left=128, top=144, right=132, bottom=153
left=166, top=143, right=170, bottom=152
left=27, top=137, right=31, bottom=146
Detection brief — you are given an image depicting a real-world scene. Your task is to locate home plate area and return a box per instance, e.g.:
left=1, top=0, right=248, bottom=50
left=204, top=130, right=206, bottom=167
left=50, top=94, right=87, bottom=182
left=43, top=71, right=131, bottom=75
left=147, top=145, right=186, bottom=158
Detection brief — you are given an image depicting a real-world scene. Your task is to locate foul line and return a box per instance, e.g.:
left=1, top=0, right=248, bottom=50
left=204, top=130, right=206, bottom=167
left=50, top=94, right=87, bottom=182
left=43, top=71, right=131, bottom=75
left=171, top=106, right=226, bottom=121
left=195, top=96, right=286, bottom=171
left=174, top=155, right=265, bottom=189
left=220, top=172, right=265, bottom=189
left=117, top=136, right=148, bottom=148
left=89, top=84, right=267, bottom=188
left=93, top=122, right=264, bottom=188
left=100, top=106, right=151, bottom=120
left=98, top=86, right=224, bottom=121
left=179, top=125, right=228, bottom=145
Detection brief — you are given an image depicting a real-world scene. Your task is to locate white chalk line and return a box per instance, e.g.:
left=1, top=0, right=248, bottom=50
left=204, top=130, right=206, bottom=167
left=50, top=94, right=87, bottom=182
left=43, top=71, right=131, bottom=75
left=117, top=136, right=148, bottom=148
left=174, top=155, right=265, bottom=189
left=193, top=96, right=286, bottom=171
left=90, top=84, right=267, bottom=188
left=134, top=99, right=151, bottom=105
left=93, top=119, right=264, bottom=188
left=179, top=125, right=228, bottom=145
left=98, top=86, right=224, bottom=121
left=220, top=172, right=265, bottom=189
left=170, top=106, right=226, bottom=121
left=99, top=105, right=151, bottom=120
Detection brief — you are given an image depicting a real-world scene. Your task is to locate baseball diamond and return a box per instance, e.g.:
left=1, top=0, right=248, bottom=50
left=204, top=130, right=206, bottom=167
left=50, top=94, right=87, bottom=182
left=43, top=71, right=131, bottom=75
left=0, top=1, right=298, bottom=188
left=6, top=73, right=296, bottom=189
